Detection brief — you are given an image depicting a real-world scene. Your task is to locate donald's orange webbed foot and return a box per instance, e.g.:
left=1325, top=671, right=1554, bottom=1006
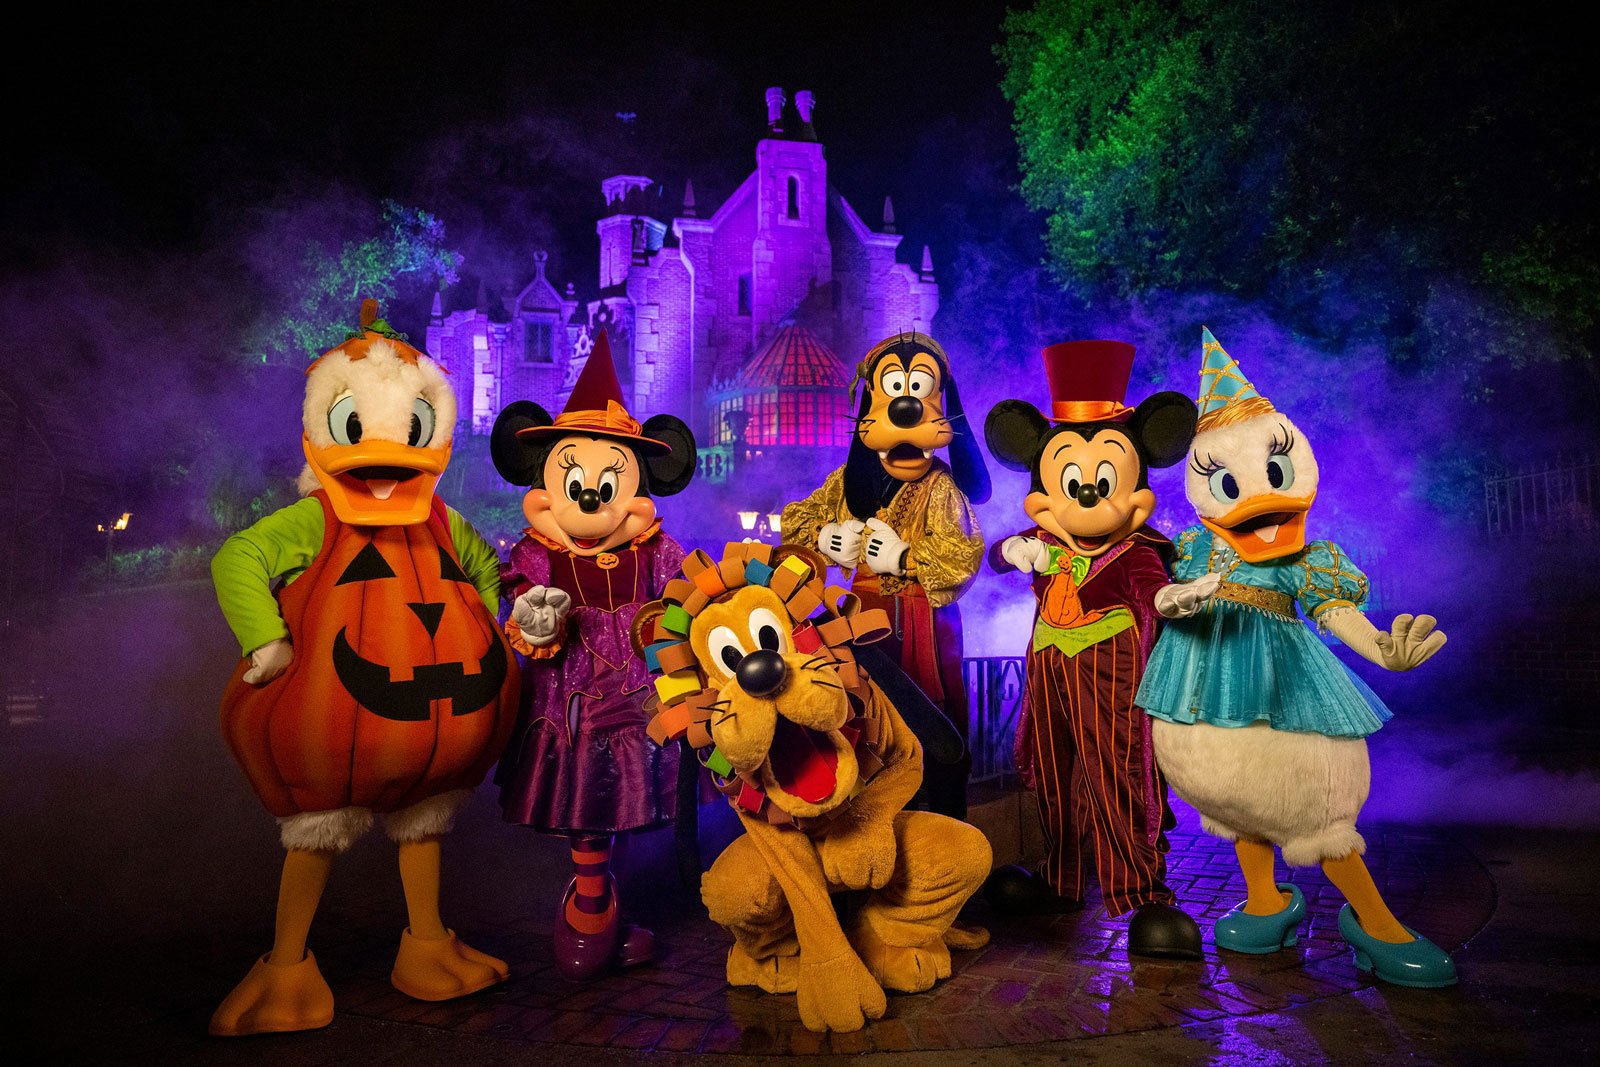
left=208, top=951, right=335, bottom=1037
left=390, top=929, right=508, bottom=1001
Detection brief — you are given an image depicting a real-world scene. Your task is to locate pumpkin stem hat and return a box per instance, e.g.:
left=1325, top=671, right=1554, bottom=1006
left=516, top=330, right=673, bottom=454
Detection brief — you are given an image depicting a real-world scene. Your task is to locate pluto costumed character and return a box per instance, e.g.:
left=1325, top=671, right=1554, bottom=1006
left=489, top=330, right=697, bottom=980
left=1136, top=328, right=1455, bottom=986
left=636, top=544, right=991, bottom=1033
left=209, top=300, right=518, bottom=1035
left=983, top=340, right=1204, bottom=960
left=781, top=331, right=990, bottom=818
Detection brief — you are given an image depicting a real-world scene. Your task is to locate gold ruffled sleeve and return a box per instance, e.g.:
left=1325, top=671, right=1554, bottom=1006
left=779, top=465, right=849, bottom=551
left=904, top=469, right=983, bottom=609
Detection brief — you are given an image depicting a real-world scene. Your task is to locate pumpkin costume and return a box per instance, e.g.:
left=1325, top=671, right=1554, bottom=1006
left=638, top=543, right=991, bottom=1033
left=208, top=300, right=519, bottom=1036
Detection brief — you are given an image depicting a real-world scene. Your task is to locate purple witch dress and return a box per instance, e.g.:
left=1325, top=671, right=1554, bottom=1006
left=495, top=523, right=686, bottom=835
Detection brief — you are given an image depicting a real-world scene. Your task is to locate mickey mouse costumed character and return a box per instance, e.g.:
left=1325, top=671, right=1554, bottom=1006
left=209, top=300, right=518, bottom=1035
left=780, top=331, right=991, bottom=818
left=490, top=330, right=697, bottom=980
left=984, top=340, right=1204, bottom=960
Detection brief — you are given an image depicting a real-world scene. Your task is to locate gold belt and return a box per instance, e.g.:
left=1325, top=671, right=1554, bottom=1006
left=1213, top=580, right=1296, bottom=619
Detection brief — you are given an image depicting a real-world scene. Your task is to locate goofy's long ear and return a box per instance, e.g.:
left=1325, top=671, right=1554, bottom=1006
left=491, top=401, right=554, bottom=487
left=1129, top=391, right=1198, bottom=469
left=640, top=414, right=698, bottom=496
left=843, top=388, right=888, bottom=520
left=942, top=376, right=991, bottom=504
left=983, top=399, right=1050, bottom=473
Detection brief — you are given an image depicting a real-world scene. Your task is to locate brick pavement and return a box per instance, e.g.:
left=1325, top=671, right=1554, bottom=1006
left=313, top=809, right=1495, bottom=1056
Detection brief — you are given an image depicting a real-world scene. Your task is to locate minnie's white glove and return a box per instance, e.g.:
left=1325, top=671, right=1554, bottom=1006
left=243, top=637, right=293, bottom=686
left=862, top=518, right=911, bottom=576
left=1000, top=535, right=1053, bottom=574
left=817, top=519, right=866, bottom=569
left=1154, top=573, right=1222, bottom=618
left=512, top=585, right=573, bottom=646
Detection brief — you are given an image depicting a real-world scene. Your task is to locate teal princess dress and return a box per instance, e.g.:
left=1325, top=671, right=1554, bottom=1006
left=1136, top=525, right=1391, bottom=738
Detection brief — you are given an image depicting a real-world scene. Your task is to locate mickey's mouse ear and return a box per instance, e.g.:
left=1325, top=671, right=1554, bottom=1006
left=983, top=400, right=1050, bottom=472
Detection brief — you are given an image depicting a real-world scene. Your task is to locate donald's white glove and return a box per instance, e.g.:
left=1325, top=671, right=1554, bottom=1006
left=512, top=585, right=573, bottom=646
left=1000, top=535, right=1053, bottom=574
left=243, top=637, right=293, bottom=686
left=1154, top=573, right=1223, bottom=619
left=862, top=518, right=911, bottom=576
left=817, top=519, right=866, bottom=569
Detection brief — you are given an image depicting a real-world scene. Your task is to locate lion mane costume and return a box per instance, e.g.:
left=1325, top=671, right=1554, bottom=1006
left=634, top=543, right=991, bottom=1033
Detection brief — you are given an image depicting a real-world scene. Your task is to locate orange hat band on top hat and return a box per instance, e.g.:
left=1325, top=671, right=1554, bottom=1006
left=1052, top=399, right=1132, bottom=422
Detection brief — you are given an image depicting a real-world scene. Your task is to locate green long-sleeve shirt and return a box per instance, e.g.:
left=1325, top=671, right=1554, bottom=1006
left=211, top=496, right=502, bottom=656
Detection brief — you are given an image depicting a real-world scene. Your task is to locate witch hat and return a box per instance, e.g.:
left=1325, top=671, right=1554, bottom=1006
left=1196, top=327, right=1276, bottom=433
left=515, top=329, right=672, bottom=454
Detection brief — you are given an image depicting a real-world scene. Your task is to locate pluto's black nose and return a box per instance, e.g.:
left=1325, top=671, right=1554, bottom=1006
left=888, top=396, right=924, bottom=428
left=1076, top=483, right=1100, bottom=508
left=578, top=488, right=602, bottom=513
left=737, top=649, right=789, bottom=697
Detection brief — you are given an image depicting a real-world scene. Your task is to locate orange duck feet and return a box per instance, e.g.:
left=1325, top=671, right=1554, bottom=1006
left=390, top=929, right=509, bottom=1001
left=209, top=951, right=335, bottom=1037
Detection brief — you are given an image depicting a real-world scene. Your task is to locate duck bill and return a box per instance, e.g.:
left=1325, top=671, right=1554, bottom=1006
left=1201, top=491, right=1315, bottom=562
left=303, top=435, right=452, bottom=526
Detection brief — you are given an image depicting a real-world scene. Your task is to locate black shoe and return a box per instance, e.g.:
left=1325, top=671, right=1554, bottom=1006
left=1128, top=902, right=1203, bottom=961
left=983, top=864, right=1084, bottom=915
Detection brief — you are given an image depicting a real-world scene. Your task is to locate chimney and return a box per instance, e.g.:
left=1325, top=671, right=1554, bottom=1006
left=682, top=179, right=697, bottom=218
left=795, top=89, right=815, bottom=126
left=765, top=86, right=786, bottom=132
left=475, top=278, right=489, bottom=312
left=919, top=245, right=935, bottom=282
left=882, top=196, right=897, bottom=233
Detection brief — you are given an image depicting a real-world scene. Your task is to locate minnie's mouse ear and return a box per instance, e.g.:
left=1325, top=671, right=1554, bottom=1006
left=491, top=400, right=554, bottom=486
left=640, top=414, right=698, bottom=496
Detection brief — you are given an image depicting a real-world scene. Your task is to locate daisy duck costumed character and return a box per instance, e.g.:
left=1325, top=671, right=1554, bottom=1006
left=1136, top=328, right=1455, bottom=987
left=209, top=300, right=518, bottom=1036
left=983, top=340, right=1204, bottom=960
left=780, top=331, right=991, bottom=818
left=490, top=330, right=697, bottom=979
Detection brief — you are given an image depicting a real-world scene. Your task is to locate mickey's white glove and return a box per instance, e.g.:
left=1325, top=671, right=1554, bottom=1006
left=1154, top=573, right=1223, bottom=619
left=817, top=519, right=866, bottom=569
left=1324, top=610, right=1447, bottom=672
left=1000, top=535, right=1053, bottom=574
left=862, top=518, right=911, bottom=576
left=243, top=637, right=293, bottom=686
left=512, top=585, right=573, bottom=646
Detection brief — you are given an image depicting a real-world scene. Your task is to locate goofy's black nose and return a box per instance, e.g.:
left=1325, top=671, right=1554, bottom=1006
left=887, top=396, right=923, bottom=428
left=737, top=649, right=788, bottom=698
left=578, top=488, right=602, bottom=513
left=1076, top=483, right=1100, bottom=508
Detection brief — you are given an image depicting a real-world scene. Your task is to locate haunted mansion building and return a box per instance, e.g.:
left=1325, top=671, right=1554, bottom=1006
left=425, top=88, right=939, bottom=470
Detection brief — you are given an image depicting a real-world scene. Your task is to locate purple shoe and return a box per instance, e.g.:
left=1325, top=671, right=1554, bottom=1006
left=618, top=923, right=656, bottom=968
left=554, top=876, right=620, bottom=981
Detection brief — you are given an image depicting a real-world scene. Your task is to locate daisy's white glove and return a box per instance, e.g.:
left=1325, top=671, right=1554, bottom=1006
left=1324, top=610, right=1447, bottom=671
left=1000, top=535, right=1053, bottom=574
left=817, top=519, right=866, bottom=569
left=512, top=585, right=573, bottom=646
left=862, top=518, right=911, bottom=576
left=1154, top=573, right=1223, bottom=619
left=242, top=637, right=293, bottom=686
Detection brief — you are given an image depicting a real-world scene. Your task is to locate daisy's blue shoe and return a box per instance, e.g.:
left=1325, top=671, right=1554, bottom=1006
left=1214, top=882, right=1305, bottom=954
left=1338, top=904, right=1458, bottom=988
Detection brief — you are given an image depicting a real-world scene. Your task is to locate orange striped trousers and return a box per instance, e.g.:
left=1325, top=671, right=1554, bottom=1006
left=1027, top=626, right=1173, bottom=916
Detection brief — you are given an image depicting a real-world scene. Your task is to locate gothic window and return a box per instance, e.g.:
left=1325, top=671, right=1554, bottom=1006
left=786, top=176, right=800, bottom=220
left=737, top=274, right=751, bottom=317
left=522, top=320, right=553, bottom=365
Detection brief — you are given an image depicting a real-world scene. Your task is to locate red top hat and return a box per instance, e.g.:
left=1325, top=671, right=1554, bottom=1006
left=1041, top=340, right=1136, bottom=423
left=516, top=330, right=672, bottom=453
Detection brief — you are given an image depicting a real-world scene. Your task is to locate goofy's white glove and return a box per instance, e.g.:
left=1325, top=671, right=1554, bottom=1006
left=862, top=518, right=911, bottom=576
left=1000, top=535, right=1053, bottom=574
left=243, top=637, right=293, bottom=686
left=512, top=585, right=573, bottom=647
left=1154, top=573, right=1223, bottom=619
left=817, top=519, right=866, bottom=569
left=1323, top=610, right=1447, bottom=672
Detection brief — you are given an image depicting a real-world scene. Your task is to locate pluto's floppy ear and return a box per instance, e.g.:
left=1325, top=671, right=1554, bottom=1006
left=491, top=400, right=554, bottom=487
left=640, top=414, right=698, bottom=497
left=983, top=399, right=1050, bottom=473
left=843, top=388, right=890, bottom=520
left=942, top=377, right=991, bottom=504
left=1129, top=391, right=1198, bottom=469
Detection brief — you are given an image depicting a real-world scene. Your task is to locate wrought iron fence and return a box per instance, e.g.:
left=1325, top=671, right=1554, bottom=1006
left=964, top=656, right=1027, bottom=783
left=1484, top=454, right=1599, bottom=538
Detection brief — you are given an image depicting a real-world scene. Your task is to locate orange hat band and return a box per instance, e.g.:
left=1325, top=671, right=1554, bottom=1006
left=1052, top=400, right=1130, bottom=422
left=553, top=400, right=642, bottom=437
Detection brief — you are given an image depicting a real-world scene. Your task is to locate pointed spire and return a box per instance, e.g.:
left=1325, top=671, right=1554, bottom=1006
left=1196, top=327, right=1276, bottom=432
left=882, top=196, right=896, bottom=233
left=682, top=179, right=697, bottom=218
left=533, top=250, right=549, bottom=280
left=430, top=290, right=443, bottom=324
left=919, top=245, right=935, bottom=281
left=475, top=278, right=488, bottom=312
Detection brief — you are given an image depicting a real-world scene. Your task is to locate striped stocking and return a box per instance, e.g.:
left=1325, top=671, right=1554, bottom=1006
left=565, top=835, right=614, bottom=934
